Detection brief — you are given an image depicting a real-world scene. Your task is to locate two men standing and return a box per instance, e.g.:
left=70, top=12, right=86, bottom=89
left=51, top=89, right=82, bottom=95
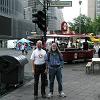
left=30, top=40, right=66, bottom=99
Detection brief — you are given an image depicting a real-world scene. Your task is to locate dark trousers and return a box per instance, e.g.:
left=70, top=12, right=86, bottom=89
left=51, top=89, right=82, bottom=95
left=34, top=64, right=46, bottom=96
left=98, top=48, right=100, bottom=58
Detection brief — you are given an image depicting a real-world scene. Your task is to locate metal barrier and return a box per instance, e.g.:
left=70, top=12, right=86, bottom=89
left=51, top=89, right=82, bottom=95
left=0, top=55, right=28, bottom=89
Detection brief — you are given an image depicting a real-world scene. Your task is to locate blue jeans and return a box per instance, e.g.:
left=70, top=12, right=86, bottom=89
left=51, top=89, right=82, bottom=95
left=49, top=67, right=63, bottom=93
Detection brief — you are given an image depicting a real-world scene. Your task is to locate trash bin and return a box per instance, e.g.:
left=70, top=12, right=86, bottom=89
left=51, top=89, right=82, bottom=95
left=0, top=55, right=28, bottom=88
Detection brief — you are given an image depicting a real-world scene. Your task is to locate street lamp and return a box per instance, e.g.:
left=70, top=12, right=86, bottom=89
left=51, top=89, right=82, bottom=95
left=79, top=0, right=82, bottom=34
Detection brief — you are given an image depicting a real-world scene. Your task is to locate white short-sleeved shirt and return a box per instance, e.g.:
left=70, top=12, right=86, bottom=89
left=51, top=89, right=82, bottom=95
left=30, top=48, right=47, bottom=65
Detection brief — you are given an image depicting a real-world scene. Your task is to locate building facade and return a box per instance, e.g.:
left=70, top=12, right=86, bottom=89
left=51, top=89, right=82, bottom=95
left=24, top=0, right=64, bottom=33
left=0, top=0, right=64, bottom=47
left=87, top=0, right=100, bottom=20
left=0, top=0, right=34, bottom=39
left=87, top=0, right=96, bottom=20
left=96, top=0, right=100, bottom=17
left=47, top=7, right=64, bottom=31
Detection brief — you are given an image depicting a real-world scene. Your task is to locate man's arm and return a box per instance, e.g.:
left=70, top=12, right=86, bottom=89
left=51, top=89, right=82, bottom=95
left=59, top=53, right=64, bottom=67
left=30, top=51, right=35, bottom=74
left=44, top=53, right=48, bottom=73
left=32, top=60, right=35, bottom=74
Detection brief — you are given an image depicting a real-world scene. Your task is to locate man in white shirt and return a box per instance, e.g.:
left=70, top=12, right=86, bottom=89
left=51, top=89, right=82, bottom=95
left=30, top=40, right=47, bottom=99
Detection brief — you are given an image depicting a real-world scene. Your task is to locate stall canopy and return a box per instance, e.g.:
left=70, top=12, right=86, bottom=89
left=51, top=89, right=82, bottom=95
left=17, top=38, right=31, bottom=44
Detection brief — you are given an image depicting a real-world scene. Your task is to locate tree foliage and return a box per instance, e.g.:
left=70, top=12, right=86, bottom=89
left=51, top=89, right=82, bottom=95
left=69, top=15, right=93, bottom=34
left=92, top=16, right=100, bottom=35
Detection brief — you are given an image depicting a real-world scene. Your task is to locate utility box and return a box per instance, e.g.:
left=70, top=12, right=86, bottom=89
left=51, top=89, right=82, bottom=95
left=0, top=55, right=28, bottom=88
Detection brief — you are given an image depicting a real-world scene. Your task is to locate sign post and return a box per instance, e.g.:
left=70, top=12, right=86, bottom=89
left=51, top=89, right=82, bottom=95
left=49, top=1, right=72, bottom=7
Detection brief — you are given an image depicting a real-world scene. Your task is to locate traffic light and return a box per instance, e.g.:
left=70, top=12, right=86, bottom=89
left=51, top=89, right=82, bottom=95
left=32, top=10, right=46, bottom=32
left=32, top=12, right=38, bottom=23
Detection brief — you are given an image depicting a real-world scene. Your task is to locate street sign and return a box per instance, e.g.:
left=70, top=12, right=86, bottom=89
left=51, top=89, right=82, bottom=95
left=39, top=0, right=43, bottom=4
left=50, top=1, right=72, bottom=7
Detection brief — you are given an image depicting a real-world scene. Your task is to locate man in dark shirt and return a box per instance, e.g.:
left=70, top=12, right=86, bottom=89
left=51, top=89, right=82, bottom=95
left=98, top=48, right=100, bottom=58
left=83, top=38, right=89, bottom=50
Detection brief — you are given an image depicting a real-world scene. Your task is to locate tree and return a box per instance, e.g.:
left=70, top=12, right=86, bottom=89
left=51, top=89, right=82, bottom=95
left=69, top=15, right=93, bottom=34
left=92, top=16, right=100, bottom=35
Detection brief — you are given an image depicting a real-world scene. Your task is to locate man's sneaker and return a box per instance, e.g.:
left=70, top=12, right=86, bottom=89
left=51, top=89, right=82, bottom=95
left=34, top=95, right=38, bottom=100
left=42, top=94, right=47, bottom=98
left=47, top=92, right=53, bottom=98
left=59, top=91, right=66, bottom=97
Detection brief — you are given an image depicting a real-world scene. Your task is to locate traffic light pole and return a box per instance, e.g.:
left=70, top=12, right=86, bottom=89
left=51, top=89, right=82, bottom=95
left=32, top=0, right=48, bottom=44
left=43, top=0, right=47, bottom=43
left=43, top=0, right=51, bottom=42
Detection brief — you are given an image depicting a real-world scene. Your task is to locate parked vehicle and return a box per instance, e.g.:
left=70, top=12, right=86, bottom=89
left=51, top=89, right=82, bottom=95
left=7, top=40, right=18, bottom=49
left=46, top=34, right=94, bottom=63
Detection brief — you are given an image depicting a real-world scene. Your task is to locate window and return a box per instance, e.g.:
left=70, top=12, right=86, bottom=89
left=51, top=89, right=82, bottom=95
left=0, top=16, right=11, bottom=36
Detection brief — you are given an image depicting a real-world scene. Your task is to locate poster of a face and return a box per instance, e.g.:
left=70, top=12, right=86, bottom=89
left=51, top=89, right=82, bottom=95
left=61, top=21, right=68, bottom=32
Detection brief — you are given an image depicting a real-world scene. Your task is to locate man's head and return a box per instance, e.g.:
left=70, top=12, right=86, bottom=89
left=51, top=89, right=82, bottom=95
left=36, top=40, right=42, bottom=50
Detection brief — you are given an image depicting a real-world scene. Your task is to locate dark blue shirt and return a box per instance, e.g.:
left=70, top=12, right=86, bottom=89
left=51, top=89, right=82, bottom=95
left=47, top=52, right=64, bottom=68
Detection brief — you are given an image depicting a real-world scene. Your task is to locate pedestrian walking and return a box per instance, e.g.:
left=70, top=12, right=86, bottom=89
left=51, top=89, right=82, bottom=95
left=24, top=42, right=28, bottom=55
left=83, top=38, right=89, bottom=50
left=47, top=42, right=66, bottom=98
left=17, top=43, right=21, bottom=50
left=98, top=46, right=100, bottom=58
left=21, top=44, right=25, bottom=55
left=30, top=40, right=47, bottom=99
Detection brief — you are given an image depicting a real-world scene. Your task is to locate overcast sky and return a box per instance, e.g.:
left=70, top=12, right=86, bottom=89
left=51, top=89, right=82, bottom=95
left=62, top=0, right=87, bottom=22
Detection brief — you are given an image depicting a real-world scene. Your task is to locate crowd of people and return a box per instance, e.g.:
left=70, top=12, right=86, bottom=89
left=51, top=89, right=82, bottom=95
left=15, top=36, right=99, bottom=100
left=16, top=42, right=33, bottom=55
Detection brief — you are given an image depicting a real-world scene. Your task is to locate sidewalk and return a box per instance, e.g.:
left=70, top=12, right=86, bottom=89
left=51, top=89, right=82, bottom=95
left=1, top=49, right=100, bottom=100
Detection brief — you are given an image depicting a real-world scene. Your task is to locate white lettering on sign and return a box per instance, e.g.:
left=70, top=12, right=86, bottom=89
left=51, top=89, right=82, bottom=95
left=50, top=1, right=72, bottom=7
